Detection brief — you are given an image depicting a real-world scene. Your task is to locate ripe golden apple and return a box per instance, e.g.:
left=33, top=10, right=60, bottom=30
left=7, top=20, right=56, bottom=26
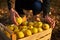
left=16, top=17, right=22, bottom=25
left=21, top=21, right=28, bottom=26
left=43, top=24, right=50, bottom=30
left=28, top=22, right=34, bottom=26
left=8, top=26, right=14, bottom=31
left=37, top=22, right=43, bottom=28
left=38, top=28, right=43, bottom=32
left=14, top=29, right=19, bottom=33
left=22, top=26, right=27, bottom=29
left=28, top=25, right=33, bottom=30
left=24, top=30, right=32, bottom=36
left=21, top=26, right=27, bottom=32
left=4, top=31, right=11, bottom=38
left=31, top=27, right=38, bottom=34
left=17, top=31, right=24, bottom=38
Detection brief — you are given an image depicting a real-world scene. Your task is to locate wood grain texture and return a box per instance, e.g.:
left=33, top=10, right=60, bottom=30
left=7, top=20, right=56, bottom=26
left=38, top=34, right=51, bottom=40
left=18, top=28, right=52, bottom=40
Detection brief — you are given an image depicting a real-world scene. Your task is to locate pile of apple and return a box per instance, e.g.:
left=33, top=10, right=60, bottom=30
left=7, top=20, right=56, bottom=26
left=4, top=17, right=50, bottom=39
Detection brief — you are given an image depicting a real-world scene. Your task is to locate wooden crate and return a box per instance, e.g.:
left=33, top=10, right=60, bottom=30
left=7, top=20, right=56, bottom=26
left=16, top=28, right=52, bottom=40
left=0, top=23, right=52, bottom=40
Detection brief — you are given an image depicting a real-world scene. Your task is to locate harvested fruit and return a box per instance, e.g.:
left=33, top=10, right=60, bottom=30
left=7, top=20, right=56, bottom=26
left=28, top=25, right=33, bottom=30
left=21, top=28, right=27, bottom=32
left=21, top=21, right=28, bottom=26
left=31, top=27, right=38, bottom=34
left=4, top=31, right=11, bottom=38
left=20, top=26, right=27, bottom=31
left=43, top=23, right=50, bottom=30
left=17, top=31, right=24, bottom=38
left=33, top=22, right=38, bottom=27
left=37, top=22, right=43, bottom=28
left=28, top=22, right=34, bottom=26
left=3, top=20, right=50, bottom=39
left=38, top=28, right=43, bottom=32
left=8, top=25, right=14, bottom=31
left=14, top=26, right=19, bottom=30
left=24, top=30, right=32, bottom=36
left=14, top=29, right=19, bottom=33
left=16, top=17, right=22, bottom=25
left=22, top=26, right=27, bottom=29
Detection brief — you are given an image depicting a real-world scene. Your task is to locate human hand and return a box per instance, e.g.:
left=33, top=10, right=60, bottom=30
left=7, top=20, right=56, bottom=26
left=33, top=14, right=41, bottom=21
left=45, top=15, right=55, bottom=28
left=10, top=8, right=20, bottom=25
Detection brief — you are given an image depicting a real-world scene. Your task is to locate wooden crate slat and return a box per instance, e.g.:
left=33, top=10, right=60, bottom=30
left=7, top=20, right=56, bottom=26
left=18, top=28, right=52, bottom=40
left=34, top=28, right=52, bottom=39
left=38, top=33, right=51, bottom=40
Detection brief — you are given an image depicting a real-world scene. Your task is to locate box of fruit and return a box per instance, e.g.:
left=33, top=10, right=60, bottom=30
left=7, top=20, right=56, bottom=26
left=0, top=20, right=52, bottom=40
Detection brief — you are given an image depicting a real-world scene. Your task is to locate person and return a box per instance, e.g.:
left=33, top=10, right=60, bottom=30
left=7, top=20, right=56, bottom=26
left=7, top=0, right=55, bottom=28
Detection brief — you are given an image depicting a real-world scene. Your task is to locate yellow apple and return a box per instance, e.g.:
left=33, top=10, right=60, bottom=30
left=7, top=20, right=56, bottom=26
left=37, top=22, right=43, bottom=28
left=21, top=21, right=28, bottom=26
left=20, top=26, right=27, bottom=32
left=17, top=31, right=24, bottom=38
left=14, top=29, right=19, bottom=33
left=16, top=17, right=22, bottom=25
left=38, top=28, right=43, bottom=32
left=31, top=27, right=38, bottom=34
left=22, top=26, right=27, bottom=29
left=43, top=23, right=50, bottom=30
left=28, top=25, right=33, bottom=30
left=4, top=31, right=11, bottom=38
left=8, top=26, right=14, bottom=31
left=24, top=30, right=32, bottom=36
left=28, top=22, right=34, bottom=26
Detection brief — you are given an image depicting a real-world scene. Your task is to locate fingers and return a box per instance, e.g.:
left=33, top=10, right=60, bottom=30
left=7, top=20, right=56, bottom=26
left=12, top=14, right=18, bottom=25
left=10, top=8, right=19, bottom=25
left=45, top=16, right=55, bottom=28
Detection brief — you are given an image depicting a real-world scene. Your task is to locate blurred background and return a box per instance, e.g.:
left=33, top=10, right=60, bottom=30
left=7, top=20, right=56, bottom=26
left=0, top=0, right=60, bottom=40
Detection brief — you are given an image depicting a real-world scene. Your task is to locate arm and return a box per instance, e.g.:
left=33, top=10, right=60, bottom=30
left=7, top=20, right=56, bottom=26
left=7, top=0, right=20, bottom=25
left=43, top=0, right=50, bottom=17
left=7, top=0, right=27, bottom=25
left=43, top=0, right=55, bottom=28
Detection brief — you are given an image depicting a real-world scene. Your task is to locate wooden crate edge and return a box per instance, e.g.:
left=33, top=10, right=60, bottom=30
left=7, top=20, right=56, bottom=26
left=18, top=28, right=52, bottom=40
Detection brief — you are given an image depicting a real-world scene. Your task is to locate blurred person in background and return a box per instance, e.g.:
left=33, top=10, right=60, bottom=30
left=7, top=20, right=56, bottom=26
left=7, top=0, right=55, bottom=28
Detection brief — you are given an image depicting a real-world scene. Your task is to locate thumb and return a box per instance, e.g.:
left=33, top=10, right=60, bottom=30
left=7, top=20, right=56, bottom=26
left=11, top=13, right=19, bottom=26
left=13, top=16, right=19, bottom=25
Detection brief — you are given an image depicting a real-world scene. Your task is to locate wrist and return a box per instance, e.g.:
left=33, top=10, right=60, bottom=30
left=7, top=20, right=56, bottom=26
left=9, top=8, right=15, bottom=15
